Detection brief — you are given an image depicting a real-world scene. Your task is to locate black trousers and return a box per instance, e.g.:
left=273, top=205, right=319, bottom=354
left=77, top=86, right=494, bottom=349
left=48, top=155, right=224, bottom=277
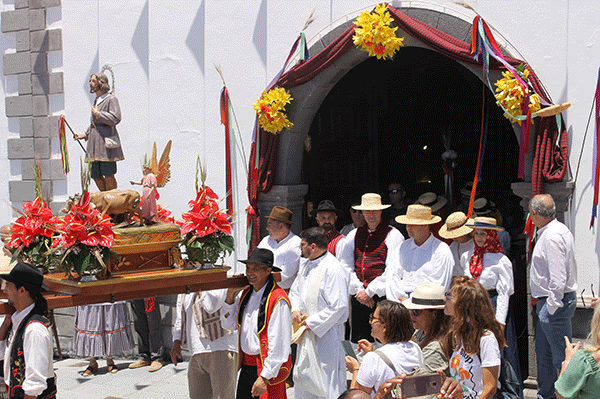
left=237, top=364, right=260, bottom=399
left=350, top=295, right=382, bottom=343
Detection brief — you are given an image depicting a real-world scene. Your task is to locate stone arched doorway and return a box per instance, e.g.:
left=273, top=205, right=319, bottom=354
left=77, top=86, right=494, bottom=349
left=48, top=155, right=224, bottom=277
left=256, top=6, right=556, bottom=383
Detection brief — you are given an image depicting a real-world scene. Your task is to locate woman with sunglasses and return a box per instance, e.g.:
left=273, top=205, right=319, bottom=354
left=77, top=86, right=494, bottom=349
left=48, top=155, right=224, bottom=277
left=345, top=300, right=421, bottom=396
left=444, top=276, right=505, bottom=399
left=403, top=282, right=450, bottom=375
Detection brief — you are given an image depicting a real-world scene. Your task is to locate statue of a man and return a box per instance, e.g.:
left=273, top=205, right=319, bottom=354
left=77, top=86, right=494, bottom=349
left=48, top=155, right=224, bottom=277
left=75, top=73, right=124, bottom=191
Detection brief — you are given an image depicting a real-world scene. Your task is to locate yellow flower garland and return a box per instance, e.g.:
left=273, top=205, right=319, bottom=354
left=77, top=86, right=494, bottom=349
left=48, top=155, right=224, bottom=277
left=253, top=87, right=294, bottom=134
left=494, top=69, right=541, bottom=124
left=353, top=4, right=404, bottom=60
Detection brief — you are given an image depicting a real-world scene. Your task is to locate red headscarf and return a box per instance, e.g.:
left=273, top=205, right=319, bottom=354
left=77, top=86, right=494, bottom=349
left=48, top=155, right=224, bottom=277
left=469, top=230, right=504, bottom=279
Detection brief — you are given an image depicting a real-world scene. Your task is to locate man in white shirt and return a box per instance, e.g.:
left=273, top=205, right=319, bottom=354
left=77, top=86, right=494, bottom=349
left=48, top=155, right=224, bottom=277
left=0, top=262, right=55, bottom=399
left=221, top=248, right=292, bottom=399
left=337, top=193, right=404, bottom=342
left=289, top=227, right=349, bottom=399
left=385, top=205, right=454, bottom=301
left=171, top=289, right=238, bottom=399
left=257, top=206, right=301, bottom=291
left=528, top=194, right=577, bottom=399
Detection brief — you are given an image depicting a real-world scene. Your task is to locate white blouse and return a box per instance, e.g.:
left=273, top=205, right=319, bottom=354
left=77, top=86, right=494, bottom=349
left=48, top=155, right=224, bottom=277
left=460, top=251, right=514, bottom=324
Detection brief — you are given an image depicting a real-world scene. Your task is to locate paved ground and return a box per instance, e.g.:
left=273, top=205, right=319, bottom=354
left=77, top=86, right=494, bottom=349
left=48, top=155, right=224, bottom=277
left=53, top=357, right=537, bottom=399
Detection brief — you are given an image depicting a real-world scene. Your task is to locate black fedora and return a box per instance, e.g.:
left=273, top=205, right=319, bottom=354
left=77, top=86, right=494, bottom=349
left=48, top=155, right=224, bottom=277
left=239, top=248, right=281, bottom=272
left=310, top=200, right=342, bottom=217
left=0, top=262, right=48, bottom=293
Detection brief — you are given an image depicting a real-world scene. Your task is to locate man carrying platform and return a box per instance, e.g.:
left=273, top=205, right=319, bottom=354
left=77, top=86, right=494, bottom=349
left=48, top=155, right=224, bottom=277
left=221, top=248, right=292, bottom=399
left=0, top=262, right=56, bottom=399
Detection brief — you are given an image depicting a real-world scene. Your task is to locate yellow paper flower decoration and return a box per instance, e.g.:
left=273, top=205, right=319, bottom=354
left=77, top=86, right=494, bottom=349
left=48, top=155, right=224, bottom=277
left=353, top=4, right=404, bottom=60
left=494, top=68, right=541, bottom=124
left=253, top=87, right=294, bottom=134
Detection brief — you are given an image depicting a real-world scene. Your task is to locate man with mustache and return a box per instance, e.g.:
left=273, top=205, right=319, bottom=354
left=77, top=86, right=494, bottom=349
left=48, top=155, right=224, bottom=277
left=311, top=200, right=344, bottom=256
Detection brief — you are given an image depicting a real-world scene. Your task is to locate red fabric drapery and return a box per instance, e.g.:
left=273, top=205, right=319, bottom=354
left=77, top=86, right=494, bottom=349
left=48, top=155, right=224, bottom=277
left=247, top=3, right=567, bottom=248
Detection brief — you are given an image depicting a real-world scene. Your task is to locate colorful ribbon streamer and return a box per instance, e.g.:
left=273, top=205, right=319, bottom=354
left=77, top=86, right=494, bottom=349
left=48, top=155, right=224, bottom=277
left=220, top=87, right=234, bottom=216
left=58, top=116, right=70, bottom=174
left=471, top=16, right=543, bottom=179
left=591, top=67, right=600, bottom=228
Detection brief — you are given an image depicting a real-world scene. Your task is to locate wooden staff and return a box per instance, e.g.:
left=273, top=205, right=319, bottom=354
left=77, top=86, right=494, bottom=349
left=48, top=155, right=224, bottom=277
left=62, top=116, right=86, bottom=153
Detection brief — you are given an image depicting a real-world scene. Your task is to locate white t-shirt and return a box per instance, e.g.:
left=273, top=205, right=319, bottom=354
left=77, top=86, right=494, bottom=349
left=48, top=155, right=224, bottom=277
left=449, top=332, right=500, bottom=399
left=356, top=341, right=422, bottom=396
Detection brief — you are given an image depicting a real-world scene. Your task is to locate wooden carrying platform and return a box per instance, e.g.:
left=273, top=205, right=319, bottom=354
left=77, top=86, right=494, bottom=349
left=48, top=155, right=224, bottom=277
left=111, top=223, right=182, bottom=274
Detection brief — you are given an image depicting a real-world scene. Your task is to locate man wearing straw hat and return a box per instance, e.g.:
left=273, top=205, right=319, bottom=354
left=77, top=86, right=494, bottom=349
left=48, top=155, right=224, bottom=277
left=257, top=206, right=301, bottom=291
left=221, top=248, right=292, bottom=399
left=338, top=193, right=404, bottom=343
left=384, top=205, right=453, bottom=302
left=438, top=212, right=474, bottom=277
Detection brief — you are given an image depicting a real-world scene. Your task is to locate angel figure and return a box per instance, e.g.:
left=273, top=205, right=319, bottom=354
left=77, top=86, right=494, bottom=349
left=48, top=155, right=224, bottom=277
left=130, top=140, right=172, bottom=224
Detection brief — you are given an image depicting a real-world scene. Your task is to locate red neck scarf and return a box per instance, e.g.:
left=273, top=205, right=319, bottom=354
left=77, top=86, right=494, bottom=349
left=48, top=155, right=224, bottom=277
left=469, top=230, right=504, bottom=279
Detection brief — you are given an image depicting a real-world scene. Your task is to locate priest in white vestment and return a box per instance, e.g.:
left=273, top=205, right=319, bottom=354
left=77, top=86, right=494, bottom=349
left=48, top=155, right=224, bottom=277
left=289, top=227, right=349, bottom=399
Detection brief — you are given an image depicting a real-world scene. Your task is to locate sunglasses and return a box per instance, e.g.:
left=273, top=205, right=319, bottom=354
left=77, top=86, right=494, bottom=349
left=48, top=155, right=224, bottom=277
left=350, top=209, right=360, bottom=213
left=389, top=189, right=401, bottom=194
left=445, top=292, right=454, bottom=300
left=410, top=309, right=423, bottom=317
left=369, top=313, right=383, bottom=323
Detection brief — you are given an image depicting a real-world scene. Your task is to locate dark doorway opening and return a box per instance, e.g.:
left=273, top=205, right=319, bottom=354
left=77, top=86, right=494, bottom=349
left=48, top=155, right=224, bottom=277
left=302, top=46, right=519, bottom=226
left=301, top=46, right=528, bottom=380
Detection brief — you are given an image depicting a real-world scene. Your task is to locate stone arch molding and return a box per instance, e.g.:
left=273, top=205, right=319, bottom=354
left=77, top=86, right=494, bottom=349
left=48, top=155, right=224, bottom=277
left=273, top=5, right=524, bottom=188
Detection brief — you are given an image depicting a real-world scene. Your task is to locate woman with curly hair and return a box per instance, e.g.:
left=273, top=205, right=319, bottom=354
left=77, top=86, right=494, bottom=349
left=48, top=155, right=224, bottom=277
left=443, top=276, right=505, bottom=399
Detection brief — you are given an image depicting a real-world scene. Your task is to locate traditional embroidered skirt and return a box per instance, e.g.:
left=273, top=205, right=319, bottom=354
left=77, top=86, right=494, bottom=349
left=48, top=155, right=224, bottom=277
left=72, top=302, right=134, bottom=358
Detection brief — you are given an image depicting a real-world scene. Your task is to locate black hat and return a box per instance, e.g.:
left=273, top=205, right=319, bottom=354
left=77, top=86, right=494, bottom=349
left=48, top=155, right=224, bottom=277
left=0, top=262, right=48, bottom=293
left=239, top=248, right=281, bottom=272
left=310, top=200, right=342, bottom=217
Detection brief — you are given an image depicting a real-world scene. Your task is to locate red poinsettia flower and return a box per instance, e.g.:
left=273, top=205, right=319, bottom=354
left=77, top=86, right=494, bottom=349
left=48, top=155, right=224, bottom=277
left=178, top=185, right=232, bottom=237
left=53, top=193, right=116, bottom=249
left=9, top=197, right=61, bottom=248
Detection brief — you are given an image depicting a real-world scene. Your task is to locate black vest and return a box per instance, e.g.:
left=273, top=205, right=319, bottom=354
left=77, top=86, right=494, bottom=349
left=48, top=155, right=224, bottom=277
left=8, top=311, right=56, bottom=399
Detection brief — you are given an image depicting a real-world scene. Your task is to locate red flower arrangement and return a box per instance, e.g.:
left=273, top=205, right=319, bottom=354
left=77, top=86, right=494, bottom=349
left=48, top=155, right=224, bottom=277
left=53, top=192, right=119, bottom=278
left=178, top=159, right=234, bottom=266
left=9, top=197, right=61, bottom=271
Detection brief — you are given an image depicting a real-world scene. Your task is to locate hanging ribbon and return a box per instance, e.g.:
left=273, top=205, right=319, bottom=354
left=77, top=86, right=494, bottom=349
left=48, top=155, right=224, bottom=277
left=471, top=16, right=544, bottom=179
left=221, top=87, right=234, bottom=215
left=591, top=67, right=600, bottom=228
left=58, top=116, right=70, bottom=174
left=468, top=85, right=488, bottom=218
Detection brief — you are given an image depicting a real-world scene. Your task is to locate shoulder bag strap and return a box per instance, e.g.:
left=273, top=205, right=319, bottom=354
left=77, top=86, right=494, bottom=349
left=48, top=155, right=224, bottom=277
left=375, top=349, right=398, bottom=375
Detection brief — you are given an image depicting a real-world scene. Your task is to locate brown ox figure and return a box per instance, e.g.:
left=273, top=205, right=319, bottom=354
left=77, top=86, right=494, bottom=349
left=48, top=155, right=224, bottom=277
left=61, top=190, right=142, bottom=220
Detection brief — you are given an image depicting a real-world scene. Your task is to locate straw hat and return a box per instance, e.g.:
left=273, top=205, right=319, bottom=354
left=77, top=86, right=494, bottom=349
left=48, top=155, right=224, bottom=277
left=472, top=197, right=495, bottom=216
left=352, top=193, right=391, bottom=211
left=460, top=181, right=482, bottom=198
left=415, top=192, right=447, bottom=212
left=266, top=206, right=293, bottom=225
left=402, top=282, right=446, bottom=309
left=395, top=204, right=441, bottom=225
left=466, top=216, right=504, bottom=231
left=438, top=212, right=474, bottom=239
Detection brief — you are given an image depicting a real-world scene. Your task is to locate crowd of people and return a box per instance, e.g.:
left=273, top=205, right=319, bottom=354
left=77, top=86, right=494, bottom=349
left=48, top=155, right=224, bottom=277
left=0, top=189, right=589, bottom=399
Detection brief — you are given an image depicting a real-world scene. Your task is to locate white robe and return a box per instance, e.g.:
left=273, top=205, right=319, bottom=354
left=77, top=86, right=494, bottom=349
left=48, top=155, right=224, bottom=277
left=289, top=252, right=350, bottom=399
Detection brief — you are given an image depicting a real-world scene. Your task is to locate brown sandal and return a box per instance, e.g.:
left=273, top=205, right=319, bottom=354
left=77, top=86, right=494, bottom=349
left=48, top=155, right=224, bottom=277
left=82, top=363, right=98, bottom=377
left=107, top=360, right=118, bottom=374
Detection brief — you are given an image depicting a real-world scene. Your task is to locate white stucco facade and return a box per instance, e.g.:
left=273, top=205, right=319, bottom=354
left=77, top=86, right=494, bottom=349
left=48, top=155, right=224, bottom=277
left=0, top=0, right=599, bottom=285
